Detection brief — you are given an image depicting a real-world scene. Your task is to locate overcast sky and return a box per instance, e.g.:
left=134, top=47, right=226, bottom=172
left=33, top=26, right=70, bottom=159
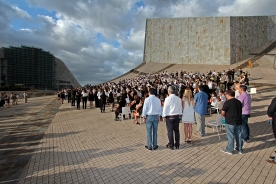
left=1, top=0, right=276, bottom=85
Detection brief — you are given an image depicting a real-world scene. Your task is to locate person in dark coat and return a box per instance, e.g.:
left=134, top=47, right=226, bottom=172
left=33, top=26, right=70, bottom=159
left=94, top=88, right=100, bottom=108
left=266, top=98, right=276, bottom=165
left=76, top=91, right=81, bottom=110
left=115, top=97, right=126, bottom=121
left=88, top=89, right=94, bottom=108
left=67, top=89, right=71, bottom=103
left=109, top=90, right=114, bottom=112
left=60, top=91, right=65, bottom=104
left=71, top=89, right=76, bottom=106
left=267, top=97, right=276, bottom=140
left=100, top=91, right=106, bottom=113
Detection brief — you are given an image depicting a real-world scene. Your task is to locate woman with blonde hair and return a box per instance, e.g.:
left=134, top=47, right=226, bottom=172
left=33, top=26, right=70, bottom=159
left=182, top=88, right=195, bottom=143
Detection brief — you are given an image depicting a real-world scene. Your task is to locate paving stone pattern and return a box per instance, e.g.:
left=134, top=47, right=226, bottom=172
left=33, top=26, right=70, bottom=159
left=0, top=87, right=276, bottom=184
left=0, top=96, right=61, bottom=184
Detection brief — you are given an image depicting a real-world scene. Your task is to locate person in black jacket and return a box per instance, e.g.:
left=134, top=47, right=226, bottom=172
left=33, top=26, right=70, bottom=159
left=67, top=89, right=71, bottom=103
left=267, top=97, right=276, bottom=140
left=100, top=90, right=106, bottom=113
left=109, top=89, right=114, bottom=112
left=76, top=91, right=81, bottom=110
left=71, top=89, right=76, bottom=106
left=115, top=97, right=126, bottom=121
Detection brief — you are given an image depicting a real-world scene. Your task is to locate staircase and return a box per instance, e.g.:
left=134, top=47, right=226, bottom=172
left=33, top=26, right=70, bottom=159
left=154, top=64, right=175, bottom=74
left=250, top=40, right=276, bottom=56
left=237, top=40, right=276, bottom=70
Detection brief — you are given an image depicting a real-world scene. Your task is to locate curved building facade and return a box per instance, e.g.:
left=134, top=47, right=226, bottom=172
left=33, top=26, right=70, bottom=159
left=0, top=46, right=81, bottom=89
left=55, top=57, right=81, bottom=89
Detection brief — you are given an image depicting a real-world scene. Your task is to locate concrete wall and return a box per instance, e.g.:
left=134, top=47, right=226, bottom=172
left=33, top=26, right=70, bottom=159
left=267, top=16, right=276, bottom=41
left=145, top=16, right=276, bottom=65
left=230, top=16, right=276, bottom=64
left=145, top=17, right=231, bottom=65
left=55, top=58, right=81, bottom=88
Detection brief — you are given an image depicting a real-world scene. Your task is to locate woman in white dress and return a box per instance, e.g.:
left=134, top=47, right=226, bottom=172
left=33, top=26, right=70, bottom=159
left=182, top=88, right=194, bottom=143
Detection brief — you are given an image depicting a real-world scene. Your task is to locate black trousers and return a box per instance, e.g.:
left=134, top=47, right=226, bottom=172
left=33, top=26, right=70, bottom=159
left=82, top=97, right=87, bottom=109
left=272, top=118, right=276, bottom=139
left=71, top=96, right=75, bottom=106
left=166, top=115, right=180, bottom=148
left=68, top=95, right=71, bottom=103
left=76, top=100, right=80, bottom=109
left=100, top=100, right=105, bottom=112
left=95, top=98, right=99, bottom=108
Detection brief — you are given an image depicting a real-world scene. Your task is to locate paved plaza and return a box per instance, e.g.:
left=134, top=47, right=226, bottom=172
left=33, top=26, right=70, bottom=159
left=0, top=86, right=276, bottom=184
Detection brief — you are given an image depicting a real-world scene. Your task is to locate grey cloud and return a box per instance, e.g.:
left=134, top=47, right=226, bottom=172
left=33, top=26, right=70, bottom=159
left=11, top=6, right=31, bottom=19
left=1, top=0, right=276, bottom=85
left=218, top=0, right=276, bottom=16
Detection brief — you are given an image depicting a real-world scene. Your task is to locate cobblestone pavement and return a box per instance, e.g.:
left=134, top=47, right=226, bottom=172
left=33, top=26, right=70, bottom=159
left=0, top=96, right=61, bottom=184
left=0, top=87, right=276, bottom=184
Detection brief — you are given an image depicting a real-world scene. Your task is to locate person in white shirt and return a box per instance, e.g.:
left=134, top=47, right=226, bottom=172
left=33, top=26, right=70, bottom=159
left=208, top=80, right=213, bottom=90
left=142, top=88, right=162, bottom=150
left=210, top=92, right=218, bottom=107
left=23, top=92, right=28, bottom=103
left=81, top=89, right=88, bottom=109
left=234, top=82, right=240, bottom=99
left=220, top=74, right=227, bottom=91
left=212, top=70, right=217, bottom=76
left=116, top=89, right=121, bottom=103
left=219, top=90, right=226, bottom=102
left=162, top=86, right=183, bottom=150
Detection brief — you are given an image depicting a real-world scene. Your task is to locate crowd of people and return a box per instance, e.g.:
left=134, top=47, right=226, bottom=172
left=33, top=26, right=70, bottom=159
left=57, top=67, right=275, bottom=164
left=0, top=91, right=28, bottom=108
left=58, top=68, right=250, bottom=121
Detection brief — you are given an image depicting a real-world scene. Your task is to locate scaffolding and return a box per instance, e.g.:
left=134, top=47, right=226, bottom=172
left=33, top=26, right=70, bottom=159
left=3, top=46, right=56, bottom=89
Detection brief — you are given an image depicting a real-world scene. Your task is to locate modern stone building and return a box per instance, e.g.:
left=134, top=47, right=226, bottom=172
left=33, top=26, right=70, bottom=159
left=144, top=16, right=276, bottom=65
left=55, top=57, right=80, bottom=89
left=0, top=46, right=81, bottom=89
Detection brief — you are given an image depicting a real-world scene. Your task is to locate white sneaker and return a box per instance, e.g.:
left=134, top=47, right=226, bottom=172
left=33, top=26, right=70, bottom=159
left=220, top=148, right=233, bottom=155
left=234, top=148, right=243, bottom=154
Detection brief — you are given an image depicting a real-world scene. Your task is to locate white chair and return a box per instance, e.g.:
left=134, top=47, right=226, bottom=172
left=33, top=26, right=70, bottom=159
left=206, top=114, right=223, bottom=140
left=215, top=101, right=224, bottom=114
left=249, top=88, right=257, bottom=98
left=119, top=107, right=132, bottom=123
left=125, top=98, right=130, bottom=106
left=209, top=102, right=217, bottom=116
left=209, top=101, right=224, bottom=115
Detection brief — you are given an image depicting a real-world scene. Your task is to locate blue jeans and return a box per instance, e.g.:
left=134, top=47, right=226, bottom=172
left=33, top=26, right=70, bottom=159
left=241, top=115, right=250, bottom=141
left=166, top=115, right=180, bottom=148
left=225, top=124, right=243, bottom=153
left=146, top=115, right=159, bottom=148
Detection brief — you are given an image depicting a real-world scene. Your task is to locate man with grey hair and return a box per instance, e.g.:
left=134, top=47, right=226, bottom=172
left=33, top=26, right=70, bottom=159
left=163, top=86, right=183, bottom=150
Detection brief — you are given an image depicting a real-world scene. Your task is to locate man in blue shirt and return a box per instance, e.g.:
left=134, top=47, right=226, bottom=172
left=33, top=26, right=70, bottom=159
left=142, top=88, right=162, bottom=150
left=194, top=85, right=208, bottom=137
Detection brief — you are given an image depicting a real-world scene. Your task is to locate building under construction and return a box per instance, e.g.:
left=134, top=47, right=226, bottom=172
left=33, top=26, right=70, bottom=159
left=0, top=46, right=80, bottom=89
